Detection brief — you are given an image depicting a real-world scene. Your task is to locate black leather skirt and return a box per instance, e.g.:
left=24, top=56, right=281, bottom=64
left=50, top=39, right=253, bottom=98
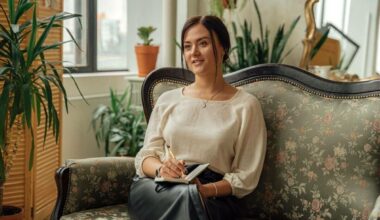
left=128, top=166, right=240, bottom=220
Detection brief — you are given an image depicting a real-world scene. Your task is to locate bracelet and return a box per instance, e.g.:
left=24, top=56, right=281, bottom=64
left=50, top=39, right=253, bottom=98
left=211, top=182, right=218, bottom=197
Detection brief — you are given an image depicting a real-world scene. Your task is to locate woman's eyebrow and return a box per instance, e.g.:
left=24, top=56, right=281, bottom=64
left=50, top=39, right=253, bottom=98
left=184, top=36, right=210, bottom=44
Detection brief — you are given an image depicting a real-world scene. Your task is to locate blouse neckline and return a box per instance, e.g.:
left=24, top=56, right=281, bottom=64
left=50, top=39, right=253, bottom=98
left=180, top=87, right=241, bottom=103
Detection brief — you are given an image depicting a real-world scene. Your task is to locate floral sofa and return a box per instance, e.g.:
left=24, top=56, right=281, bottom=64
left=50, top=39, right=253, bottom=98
left=52, top=64, right=380, bottom=220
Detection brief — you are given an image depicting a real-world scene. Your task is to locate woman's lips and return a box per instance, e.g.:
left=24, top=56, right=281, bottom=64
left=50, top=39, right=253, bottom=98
left=192, top=59, right=204, bottom=65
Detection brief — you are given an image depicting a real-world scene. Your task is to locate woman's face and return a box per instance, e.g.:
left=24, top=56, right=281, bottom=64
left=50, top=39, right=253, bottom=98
left=183, top=23, right=224, bottom=76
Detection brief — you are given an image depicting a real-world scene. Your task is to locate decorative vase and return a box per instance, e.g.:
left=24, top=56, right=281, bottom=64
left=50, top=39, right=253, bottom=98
left=135, top=45, right=159, bottom=77
left=0, top=206, right=23, bottom=220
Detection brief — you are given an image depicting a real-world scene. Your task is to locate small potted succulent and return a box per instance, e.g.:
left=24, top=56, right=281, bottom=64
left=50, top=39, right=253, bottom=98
left=135, top=26, right=159, bottom=77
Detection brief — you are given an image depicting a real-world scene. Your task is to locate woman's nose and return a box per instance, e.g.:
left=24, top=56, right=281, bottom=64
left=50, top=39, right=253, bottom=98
left=190, top=45, right=200, bottom=55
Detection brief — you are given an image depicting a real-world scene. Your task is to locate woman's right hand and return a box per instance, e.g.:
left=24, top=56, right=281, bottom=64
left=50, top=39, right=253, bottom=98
left=159, top=158, right=186, bottom=178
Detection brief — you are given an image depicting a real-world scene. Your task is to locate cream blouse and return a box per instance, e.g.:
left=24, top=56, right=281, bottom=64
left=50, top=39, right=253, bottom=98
left=134, top=87, right=267, bottom=198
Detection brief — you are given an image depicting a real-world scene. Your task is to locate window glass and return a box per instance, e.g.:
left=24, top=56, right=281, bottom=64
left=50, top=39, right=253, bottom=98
left=377, top=20, right=380, bottom=74
left=63, top=0, right=87, bottom=68
left=97, top=0, right=128, bottom=70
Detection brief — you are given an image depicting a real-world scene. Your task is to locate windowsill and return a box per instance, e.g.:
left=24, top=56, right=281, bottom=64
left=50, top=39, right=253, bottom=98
left=63, top=71, right=138, bottom=78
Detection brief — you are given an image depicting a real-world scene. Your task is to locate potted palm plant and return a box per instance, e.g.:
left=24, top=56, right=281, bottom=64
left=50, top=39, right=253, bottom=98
left=91, top=88, right=146, bottom=157
left=0, top=0, right=82, bottom=218
left=135, top=26, right=159, bottom=77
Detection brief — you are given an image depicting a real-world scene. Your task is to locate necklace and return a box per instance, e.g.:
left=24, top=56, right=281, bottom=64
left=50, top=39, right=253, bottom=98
left=201, top=84, right=225, bottom=108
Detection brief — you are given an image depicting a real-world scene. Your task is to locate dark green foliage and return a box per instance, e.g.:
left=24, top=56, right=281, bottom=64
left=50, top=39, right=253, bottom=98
left=91, top=88, right=146, bottom=157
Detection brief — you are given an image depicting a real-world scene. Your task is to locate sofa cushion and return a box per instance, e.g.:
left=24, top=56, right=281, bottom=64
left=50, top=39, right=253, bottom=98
left=60, top=204, right=129, bottom=220
left=238, top=80, right=380, bottom=219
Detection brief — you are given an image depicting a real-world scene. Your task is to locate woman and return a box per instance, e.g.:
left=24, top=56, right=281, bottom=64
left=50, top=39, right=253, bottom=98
left=128, top=15, right=267, bottom=220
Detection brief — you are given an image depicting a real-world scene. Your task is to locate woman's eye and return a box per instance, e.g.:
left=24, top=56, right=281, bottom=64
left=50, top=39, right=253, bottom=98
left=184, top=45, right=191, bottom=51
left=199, top=41, right=208, bottom=47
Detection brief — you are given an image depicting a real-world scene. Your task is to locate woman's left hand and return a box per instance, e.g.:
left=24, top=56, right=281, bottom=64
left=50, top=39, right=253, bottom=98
left=194, top=178, right=211, bottom=200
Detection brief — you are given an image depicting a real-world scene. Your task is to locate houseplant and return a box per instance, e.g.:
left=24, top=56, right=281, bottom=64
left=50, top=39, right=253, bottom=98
left=91, top=88, right=146, bottom=157
left=135, top=26, right=159, bottom=77
left=224, top=0, right=300, bottom=72
left=0, top=0, right=82, bottom=217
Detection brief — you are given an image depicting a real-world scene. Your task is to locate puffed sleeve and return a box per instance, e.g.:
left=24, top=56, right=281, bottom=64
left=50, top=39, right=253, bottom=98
left=134, top=104, right=166, bottom=177
left=223, top=97, right=267, bottom=198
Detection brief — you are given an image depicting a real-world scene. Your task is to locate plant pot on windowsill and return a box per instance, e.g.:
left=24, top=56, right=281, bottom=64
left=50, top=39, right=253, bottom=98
left=0, top=206, right=23, bottom=220
left=135, top=45, right=159, bottom=77
left=135, top=26, right=159, bottom=77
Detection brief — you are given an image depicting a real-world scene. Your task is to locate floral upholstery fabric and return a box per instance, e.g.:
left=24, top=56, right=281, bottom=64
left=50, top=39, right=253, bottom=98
left=237, top=80, right=380, bottom=219
left=61, top=204, right=129, bottom=220
left=62, top=157, right=135, bottom=216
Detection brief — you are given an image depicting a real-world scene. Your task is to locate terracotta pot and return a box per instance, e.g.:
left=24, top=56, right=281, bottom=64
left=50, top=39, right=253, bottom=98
left=0, top=206, right=23, bottom=220
left=222, top=0, right=237, bottom=9
left=135, top=45, right=159, bottom=77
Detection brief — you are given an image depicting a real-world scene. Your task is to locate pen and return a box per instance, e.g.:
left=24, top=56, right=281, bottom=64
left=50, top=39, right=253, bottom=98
left=165, top=144, right=176, bottom=159
left=165, top=143, right=185, bottom=177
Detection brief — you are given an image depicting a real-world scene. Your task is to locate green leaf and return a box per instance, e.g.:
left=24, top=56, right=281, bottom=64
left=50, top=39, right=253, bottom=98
left=22, top=83, right=32, bottom=128
left=0, top=83, right=10, bottom=147
left=40, top=77, right=53, bottom=127
left=35, top=93, right=41, bottom=126
left=15, top=2, right=33, bottom=23
left=0, top=67, right=12, bottom=75
left=253, top=0, right=264, bottom=42
left=0, top=147, right=6, bottom=183
left=272, top=16, right=300, bottom=63
left=310, top=28, right=330, bottom=59
left=7, top=0, right=15, bottom=24
left=34, top=15, right=56, bottom=59
left=28, top=131, right=34, bottom=170
left=64, top=67, right=88, bottom=105
left=52, top=108, right=59, bottom=143
left=26, top=4, right=37, bottom=67
left=9, top=87, right=21, bottom=127
left=110, top=140, right=125, bottom=156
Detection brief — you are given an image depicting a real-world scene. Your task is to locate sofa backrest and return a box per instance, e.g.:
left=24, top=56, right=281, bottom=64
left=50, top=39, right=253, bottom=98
left=142, top=64, right=380, bottom=219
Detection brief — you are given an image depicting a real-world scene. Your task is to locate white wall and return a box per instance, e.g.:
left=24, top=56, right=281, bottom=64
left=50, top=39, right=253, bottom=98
left=62, top=73, right=131, bottom=161
left=346, top=0, right=379, bottom=77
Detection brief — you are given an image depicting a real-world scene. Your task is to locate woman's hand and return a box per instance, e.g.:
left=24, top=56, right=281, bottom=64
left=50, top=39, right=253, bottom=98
left=159, top=158, right=185, bottom=178
left=194, top=178, right=213, bottom=200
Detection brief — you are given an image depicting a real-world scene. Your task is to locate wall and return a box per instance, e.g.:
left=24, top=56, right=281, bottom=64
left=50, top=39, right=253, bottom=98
left=346, top=0, right=379, bottom=77
left=62, top=73, right=131, bottom=160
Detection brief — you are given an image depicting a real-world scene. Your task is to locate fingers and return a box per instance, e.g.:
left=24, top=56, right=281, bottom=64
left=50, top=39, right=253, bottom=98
left=161, top=158, right=186, bottom=178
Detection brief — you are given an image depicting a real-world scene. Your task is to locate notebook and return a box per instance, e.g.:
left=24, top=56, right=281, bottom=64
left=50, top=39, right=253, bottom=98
left=154, top=163, right=209, bottom=184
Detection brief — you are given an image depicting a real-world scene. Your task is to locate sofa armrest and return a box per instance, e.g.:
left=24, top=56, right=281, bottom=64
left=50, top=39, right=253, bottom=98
left=369, top=195, right=380, bottom=220
left=51, top=157, right=136, bottom=220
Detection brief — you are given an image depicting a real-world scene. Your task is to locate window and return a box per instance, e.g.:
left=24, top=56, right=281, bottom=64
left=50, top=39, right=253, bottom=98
left=63, top=0, right=128, bottom=72
left=377, top=16, right=380, bottom=74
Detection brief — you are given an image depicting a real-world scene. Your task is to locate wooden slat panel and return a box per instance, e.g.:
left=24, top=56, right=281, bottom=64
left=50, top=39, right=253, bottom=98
left=34, top=1, right=63, bottom=218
